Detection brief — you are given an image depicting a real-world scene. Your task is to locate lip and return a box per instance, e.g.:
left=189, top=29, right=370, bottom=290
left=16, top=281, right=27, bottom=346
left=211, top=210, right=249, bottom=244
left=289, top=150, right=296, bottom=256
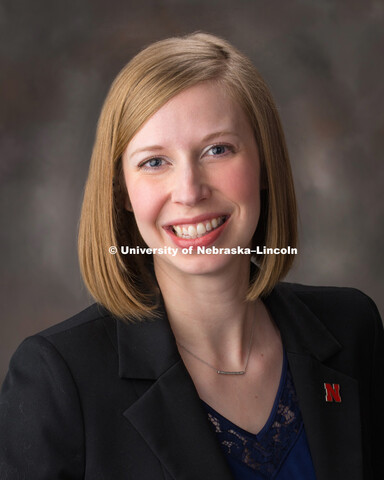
left=163, top=212, right=230, bottom=228
left=163, top=212, right=229, bottom=227
left=163, top=215, right=230, bottom=249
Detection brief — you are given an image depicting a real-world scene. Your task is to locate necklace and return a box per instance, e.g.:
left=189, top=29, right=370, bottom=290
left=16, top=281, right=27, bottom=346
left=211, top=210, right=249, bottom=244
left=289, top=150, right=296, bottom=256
left=176, top=316, right=256, bottom=375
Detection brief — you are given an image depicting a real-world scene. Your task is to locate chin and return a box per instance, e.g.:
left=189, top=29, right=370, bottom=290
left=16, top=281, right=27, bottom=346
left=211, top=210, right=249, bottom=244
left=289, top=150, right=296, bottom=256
left=154, top=250, right=245, bottom=277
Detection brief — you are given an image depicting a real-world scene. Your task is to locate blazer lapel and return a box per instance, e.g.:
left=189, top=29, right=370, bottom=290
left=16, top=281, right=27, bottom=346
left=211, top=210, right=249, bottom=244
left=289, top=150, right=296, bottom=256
left=123, top=360, right=234, bottom=480
left=264, top=284, right=363, bottom=480
left=114, top=303, right=233, bottom=480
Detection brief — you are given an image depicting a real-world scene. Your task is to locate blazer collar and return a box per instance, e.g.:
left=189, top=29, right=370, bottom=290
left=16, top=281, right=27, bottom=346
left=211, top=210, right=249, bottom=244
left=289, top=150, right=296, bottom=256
left=115, top=297, right=180, bottom=380
left=264, top=283, right=342, bottom=361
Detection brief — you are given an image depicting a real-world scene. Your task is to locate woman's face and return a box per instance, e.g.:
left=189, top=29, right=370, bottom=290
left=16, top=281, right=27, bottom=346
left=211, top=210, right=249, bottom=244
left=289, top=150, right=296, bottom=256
left=122, top=81, right=260, bottom=277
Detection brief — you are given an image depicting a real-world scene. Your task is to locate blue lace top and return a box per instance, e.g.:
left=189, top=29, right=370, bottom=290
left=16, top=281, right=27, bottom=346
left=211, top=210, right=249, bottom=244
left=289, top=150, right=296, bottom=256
left=202, top=353, right=317, bottom=479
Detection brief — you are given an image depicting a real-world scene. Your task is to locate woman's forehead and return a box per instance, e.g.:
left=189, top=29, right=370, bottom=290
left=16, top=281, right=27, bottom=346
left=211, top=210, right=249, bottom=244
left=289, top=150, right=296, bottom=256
left=125, top=82, right=252, bottom=157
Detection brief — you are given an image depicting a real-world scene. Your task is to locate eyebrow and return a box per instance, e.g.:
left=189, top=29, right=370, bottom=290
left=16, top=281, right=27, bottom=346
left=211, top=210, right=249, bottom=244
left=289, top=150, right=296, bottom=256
left=202, top=131, right=240, bottom=142
left=129, top=131, right=240, bottom=158
left=130, top=145, right=166, bottom=158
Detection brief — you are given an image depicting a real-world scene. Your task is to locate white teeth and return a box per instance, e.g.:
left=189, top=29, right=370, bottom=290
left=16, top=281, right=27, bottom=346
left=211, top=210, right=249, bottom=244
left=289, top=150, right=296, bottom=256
left=172, top=216, right=226, bottom=239
left=188, top=225, right=197, bottom=238
left=196, top=223, right=206, bottom=235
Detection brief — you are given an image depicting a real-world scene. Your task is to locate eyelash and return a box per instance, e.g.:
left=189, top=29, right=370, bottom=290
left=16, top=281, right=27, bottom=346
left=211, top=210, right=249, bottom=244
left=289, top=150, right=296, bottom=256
left=138, top=157, right=166, bottom=171
left=138, top=143, right=234, bottom=171
left=206, top=144, right=234, bottom=156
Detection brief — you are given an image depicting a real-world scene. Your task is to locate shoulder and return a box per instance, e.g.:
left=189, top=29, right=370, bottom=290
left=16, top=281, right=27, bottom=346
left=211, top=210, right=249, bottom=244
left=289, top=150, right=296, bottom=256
left=276, top=282, right=382, bottom=347
left=8, top=303, right=118, bottom=385
left=285, top=282, right=379, bottom=318
left=37, top=302, right=112, bottom=338
left=281, top=282, right=380, bottom=320
left=36, top=302, right=114, bottom=346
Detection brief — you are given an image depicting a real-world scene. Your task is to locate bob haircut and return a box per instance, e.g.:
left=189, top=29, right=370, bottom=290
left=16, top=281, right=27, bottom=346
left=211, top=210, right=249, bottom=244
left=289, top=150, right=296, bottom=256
left=78, top=32, right=297, bottom=320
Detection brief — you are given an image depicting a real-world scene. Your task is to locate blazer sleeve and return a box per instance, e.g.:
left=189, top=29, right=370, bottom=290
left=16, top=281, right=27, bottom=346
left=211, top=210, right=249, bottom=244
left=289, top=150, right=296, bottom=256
left=0, top=335, right=84, bottom=479
left=368, top=296, right=384, bottom=477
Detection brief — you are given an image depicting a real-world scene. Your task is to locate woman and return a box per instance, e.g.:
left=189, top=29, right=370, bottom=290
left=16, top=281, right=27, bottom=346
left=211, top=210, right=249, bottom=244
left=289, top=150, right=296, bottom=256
left=0, top=33, right=382, bottom=480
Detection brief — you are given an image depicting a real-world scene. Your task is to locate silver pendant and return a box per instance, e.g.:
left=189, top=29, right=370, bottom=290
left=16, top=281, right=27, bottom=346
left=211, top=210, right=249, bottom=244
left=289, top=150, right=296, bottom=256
left=217, top=370, right=245, bottom=375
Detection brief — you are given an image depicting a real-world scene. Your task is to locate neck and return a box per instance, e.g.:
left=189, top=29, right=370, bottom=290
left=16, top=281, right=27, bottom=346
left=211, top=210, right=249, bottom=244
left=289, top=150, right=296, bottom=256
left=154, top=256, right=259, bottom=368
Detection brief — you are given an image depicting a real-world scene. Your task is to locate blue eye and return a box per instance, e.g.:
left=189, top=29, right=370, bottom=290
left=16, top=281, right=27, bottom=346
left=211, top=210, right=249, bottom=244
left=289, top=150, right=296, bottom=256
left=148, top=158, right=163, bottom=167
left=207, top=144, right=232, bottom=156
left=140, top=157, right=165, bottom=169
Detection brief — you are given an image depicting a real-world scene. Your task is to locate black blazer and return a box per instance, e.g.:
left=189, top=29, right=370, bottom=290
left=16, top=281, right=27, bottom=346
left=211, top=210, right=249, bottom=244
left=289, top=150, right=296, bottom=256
left=0, top=283, right=383, bottom=480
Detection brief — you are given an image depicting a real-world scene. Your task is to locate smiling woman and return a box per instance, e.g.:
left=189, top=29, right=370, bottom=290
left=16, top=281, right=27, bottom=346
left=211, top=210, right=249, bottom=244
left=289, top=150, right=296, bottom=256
left=0, top=33, right=383, bottom=480
left=78, top=33, right=297, bottom=320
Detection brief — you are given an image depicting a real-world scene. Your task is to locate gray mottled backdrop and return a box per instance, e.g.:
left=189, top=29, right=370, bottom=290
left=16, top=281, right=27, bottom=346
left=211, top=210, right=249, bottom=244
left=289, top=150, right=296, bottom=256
left=1, top=0, right=383, bottom=383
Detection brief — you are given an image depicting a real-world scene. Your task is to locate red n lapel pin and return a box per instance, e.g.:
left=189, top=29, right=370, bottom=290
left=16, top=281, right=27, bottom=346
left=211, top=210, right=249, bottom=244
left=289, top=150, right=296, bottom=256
left=324, top=383, right=341, bottom=402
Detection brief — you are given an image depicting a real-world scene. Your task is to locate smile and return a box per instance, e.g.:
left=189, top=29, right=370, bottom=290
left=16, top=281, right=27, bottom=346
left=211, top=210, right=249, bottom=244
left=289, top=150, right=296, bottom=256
left=171, top=215, right=228, bottom=239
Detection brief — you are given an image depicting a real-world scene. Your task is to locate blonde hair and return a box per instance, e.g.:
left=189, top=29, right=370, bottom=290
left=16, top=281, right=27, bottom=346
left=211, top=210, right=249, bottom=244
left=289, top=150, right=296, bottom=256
left=78, top=32, right=297, bottom=320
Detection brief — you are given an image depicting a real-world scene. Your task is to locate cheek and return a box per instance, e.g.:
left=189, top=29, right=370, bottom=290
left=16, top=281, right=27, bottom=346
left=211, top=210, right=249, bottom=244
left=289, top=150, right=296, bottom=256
left=213, top=159, right=260, bottom=206
left=125, top=178, right=165, bottom=227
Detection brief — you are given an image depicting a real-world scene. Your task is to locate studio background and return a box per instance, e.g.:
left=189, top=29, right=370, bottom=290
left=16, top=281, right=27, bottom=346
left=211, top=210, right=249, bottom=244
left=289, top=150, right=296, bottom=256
left=1, top=0, right=383, bottom=384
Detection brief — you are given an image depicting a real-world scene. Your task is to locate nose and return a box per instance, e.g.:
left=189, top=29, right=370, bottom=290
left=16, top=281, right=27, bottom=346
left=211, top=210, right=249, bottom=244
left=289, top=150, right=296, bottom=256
left=171, top=161, right=210, bottom=206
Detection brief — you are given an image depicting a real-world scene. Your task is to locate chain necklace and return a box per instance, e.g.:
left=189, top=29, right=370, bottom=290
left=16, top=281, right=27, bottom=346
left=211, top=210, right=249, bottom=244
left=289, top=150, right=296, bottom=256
left=176, top=317, right=256, bottom=375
